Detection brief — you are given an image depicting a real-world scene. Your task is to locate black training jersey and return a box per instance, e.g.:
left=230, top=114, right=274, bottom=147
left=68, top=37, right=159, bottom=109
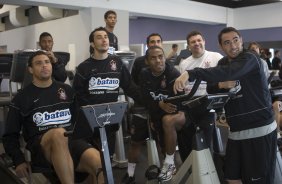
left=131, top=56, right=147, bottom=85
left=191, top=50, right=274, bottom=132
left=73, top=55, right=141, bottom=107
left=2, top=81, right=75, bottom=166
left=106, top=30, right=118, bottom=51
left=139, top=63, right=182, bottom=117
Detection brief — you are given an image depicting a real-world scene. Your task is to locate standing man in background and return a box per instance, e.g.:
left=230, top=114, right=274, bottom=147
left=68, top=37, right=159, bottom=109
left=175, top=45, right=191, bottom=65
left=265, top=51, right=272, bottom=69
left=272, top=50, right=281, bottom=70
left=104, top=10, right=118, bottom=53
left=166, top=43, right=179, bottom=65
left=39, top=32, right=67, bottom=82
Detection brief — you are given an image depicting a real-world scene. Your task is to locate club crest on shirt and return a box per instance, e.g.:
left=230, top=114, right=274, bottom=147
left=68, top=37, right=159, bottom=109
left=204, top=60, right=211, bottom=68
left=161, top=78, right=167, bottom=89
left=110, top=60, right=117, bottom=71
left=58, top=88, right=67, bottom=100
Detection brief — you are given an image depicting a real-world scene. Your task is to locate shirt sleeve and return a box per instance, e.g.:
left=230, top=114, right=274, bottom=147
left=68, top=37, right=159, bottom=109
left=188, top=52, right=259, bottom=83
left=52, top=56, right=67, bottom=82
left=72, top=66, right=89, bottom=107
left=2, top=96, right=26, bottom=167
left=120, top=64, right=143, bottom=105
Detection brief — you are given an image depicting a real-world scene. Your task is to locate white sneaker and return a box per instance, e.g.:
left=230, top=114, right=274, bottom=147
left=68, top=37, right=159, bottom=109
left=158, top=162, right=176, bottom=182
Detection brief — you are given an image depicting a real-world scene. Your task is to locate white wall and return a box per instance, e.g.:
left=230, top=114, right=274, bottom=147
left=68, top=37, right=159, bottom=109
left=231, top=3, right=282, bottom=30
left=8, top=0, right=228, bottom=25
left=7, top=0, right=282, bottom=30
left=0, top=7, right=130, bottom=70
left=0, top=14, right=89, bottom=70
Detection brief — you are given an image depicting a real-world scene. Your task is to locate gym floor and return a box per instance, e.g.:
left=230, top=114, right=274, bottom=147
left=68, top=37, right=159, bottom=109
left=3, top=105, right=273, bottom=184
left=0, top=136, right=182, bottom=184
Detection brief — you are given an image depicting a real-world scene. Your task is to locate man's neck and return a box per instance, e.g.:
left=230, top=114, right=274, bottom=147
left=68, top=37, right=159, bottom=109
left=32, top=79, right=52, bottom=88
left=105, top=25, right=114, bottom=33
left=192, top=50, right=205, bottom=58
left=93, top=52, right=108, bottom=60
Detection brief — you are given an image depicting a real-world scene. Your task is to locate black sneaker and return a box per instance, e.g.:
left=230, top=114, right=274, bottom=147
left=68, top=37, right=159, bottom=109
left=121, top=173, right=136, bottom=184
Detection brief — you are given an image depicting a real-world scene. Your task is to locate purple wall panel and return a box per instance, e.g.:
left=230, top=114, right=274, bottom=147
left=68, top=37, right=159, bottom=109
left=129, top=17, right=225, bottom=52
left=129, top=17, right=282, bottom=52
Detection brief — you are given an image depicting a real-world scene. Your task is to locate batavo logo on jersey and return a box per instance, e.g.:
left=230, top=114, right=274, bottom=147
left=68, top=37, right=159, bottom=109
left=88, top=77, right=119, bottom=90
left=229, top=80, right=241, bottom=94
left=33, top=108, right=71, bottom=127
left=150, top=92, right=168, bottom=101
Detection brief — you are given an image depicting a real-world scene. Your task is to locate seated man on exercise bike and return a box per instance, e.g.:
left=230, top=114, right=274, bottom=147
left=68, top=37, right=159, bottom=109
left=139, top=46, right=186, bottom=182
left=2, top=51, right=104, bottom=184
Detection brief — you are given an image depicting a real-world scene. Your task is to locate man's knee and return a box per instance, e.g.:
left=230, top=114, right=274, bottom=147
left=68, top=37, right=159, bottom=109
left=41, top=128, right=68, bottom=147
left=77, top=148, right=101, bottom=175
left=226, top=180, right=242, bottom=184
left=162, top=113, right=185, bottom=129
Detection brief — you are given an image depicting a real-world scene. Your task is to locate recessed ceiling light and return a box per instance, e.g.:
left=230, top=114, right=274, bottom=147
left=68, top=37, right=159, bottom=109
left=232, top=0, right=242, bottom=2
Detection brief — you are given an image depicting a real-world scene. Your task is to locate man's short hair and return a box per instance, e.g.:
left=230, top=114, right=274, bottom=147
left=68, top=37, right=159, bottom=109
left=248, top=42, right=260, bottom=50
left=172, top=44, right=178, bottom=49
left=104, top=10, right=117, bottom=19
left=39, top=32, right=53, bottom=42
left=146, top=33, right=163, bottom=45
left=89, top=27, right=107, bottom=43
left=28, top=50, right=48, bottom=67
left=218, top=27, right=241, bottom=45
left=145, top=46, right=164, bottom=60
left=186, top=31, right=204, bottom=44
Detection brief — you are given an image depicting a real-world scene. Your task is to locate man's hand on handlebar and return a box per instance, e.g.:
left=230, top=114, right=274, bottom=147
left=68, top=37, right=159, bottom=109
left=159, top=101, right=177, bottom=113
left=218, top=81, right=237, bottom=89
left=15, top=162, right=30, bottom=178
left=173, top=71, right=189, bottom=94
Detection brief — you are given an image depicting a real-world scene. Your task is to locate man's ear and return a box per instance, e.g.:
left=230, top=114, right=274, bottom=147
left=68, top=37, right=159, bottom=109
left=145, top=58, right=149, bottom=65
left=90, top=42, right=95, bottom=49
left=28, top=66, right=33, bottom=74
left=219, top=43, right=223, bottom=52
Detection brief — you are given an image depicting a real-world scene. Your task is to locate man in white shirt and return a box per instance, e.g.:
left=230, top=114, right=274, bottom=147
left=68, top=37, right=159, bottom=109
left=178, top=31, right=223, bottom=160
left=179, top=31, right=223, bottom=96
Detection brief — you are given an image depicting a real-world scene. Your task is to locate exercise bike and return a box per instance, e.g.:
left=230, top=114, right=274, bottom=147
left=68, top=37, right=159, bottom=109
left=163, top=79, right=231, bottom=184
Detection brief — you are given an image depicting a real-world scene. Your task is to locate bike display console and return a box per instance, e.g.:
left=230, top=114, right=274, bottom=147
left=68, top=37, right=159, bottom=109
left=78, top=101, right=128, bottom=184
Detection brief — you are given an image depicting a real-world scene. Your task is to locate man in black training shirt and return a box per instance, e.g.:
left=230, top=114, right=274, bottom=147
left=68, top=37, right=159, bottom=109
left=73, top=27, right=142, bottom=170
left=3, top=51, right=104, bottom=184
left=139, top=46, right=186, bottom=182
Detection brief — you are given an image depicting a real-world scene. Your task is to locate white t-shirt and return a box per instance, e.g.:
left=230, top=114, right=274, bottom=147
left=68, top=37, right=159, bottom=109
left=179, top=50, right=223, bottom=96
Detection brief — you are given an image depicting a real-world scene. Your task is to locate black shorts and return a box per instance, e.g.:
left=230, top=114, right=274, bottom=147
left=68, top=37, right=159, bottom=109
left=28, top=136, right=93, bottom=170
left=130, top=114, right=162, bottom=140
left=224, top=130, right=277, bottom=184
left=130, top=115, right=149, bottom=142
